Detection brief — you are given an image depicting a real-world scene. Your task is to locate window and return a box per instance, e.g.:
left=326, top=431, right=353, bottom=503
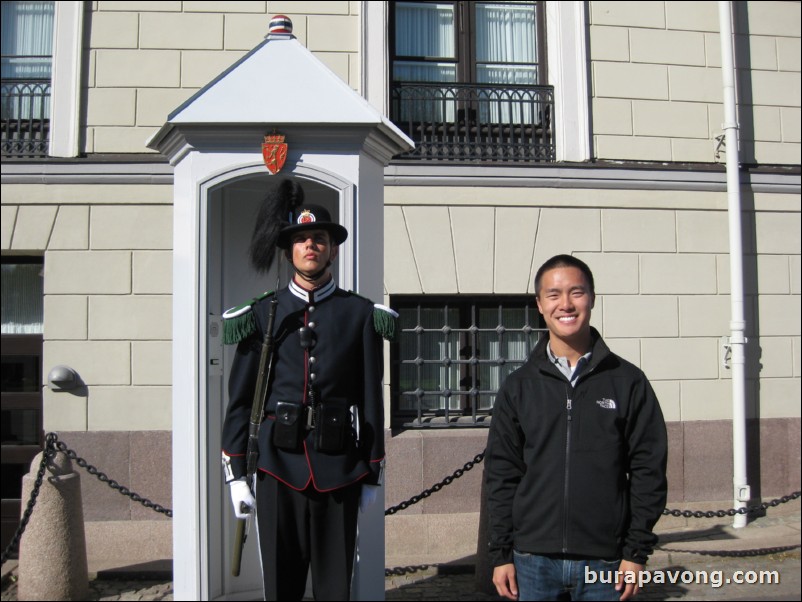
left=1, top=0, right=55, bottom=158
left=1, top=257, right=44, bottom=554
left=392, top=1, right=546, bottom=87
left=1, top=258, right=44, bottom=334
left=391, top=295, right=545, bottom=427
left=389, top=1, right=554, bottom=162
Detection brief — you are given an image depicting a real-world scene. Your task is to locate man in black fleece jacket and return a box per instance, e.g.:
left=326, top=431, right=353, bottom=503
left=485, top=255, right=667, bottom=601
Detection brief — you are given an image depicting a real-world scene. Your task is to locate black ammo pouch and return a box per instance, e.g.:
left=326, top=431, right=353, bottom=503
left=314, top=404, right=350, bottom=453
left=272, top=401, right=304, bottom=451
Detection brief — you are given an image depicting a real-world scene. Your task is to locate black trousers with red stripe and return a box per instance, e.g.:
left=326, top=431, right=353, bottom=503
left=256, top=472, right=360, bottom=601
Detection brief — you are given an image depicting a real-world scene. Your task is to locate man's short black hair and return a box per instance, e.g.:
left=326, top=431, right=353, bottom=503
left=534, top=254, right=595, bottom=297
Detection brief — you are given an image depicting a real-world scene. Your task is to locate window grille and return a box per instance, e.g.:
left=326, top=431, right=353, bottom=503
left=390, top=81, right=554, bottom=161
left=391, top=296, right=545, bottom=427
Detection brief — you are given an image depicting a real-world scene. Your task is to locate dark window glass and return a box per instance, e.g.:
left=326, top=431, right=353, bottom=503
left=0, top=355, right=40, bottom=393
left=1, top=409, right=39, bottom=445
left=1, top=257, right=44, bottom=552
left=0, top=463, right=27, bottom=499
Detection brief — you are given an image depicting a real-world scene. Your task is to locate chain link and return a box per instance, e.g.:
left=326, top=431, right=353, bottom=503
left=51, top=437, right=173, bottom=517
left=662, top=491, right=801, bottom=518
left=385, top=452, right=485, bottom=515
left=4, top=437, right=800, bottom=567
left=384, top=448, right=800, bottom=522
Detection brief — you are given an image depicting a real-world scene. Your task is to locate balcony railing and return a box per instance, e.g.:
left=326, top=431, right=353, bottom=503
left=390, top=82, right=554, bottom=163
left=1, top=79, right=51, bottom=158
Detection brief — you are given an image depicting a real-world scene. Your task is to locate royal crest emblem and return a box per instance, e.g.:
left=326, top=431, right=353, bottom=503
left=262, top=133, right=287, bottom=175
left=297, top=209, right=316, bottom=224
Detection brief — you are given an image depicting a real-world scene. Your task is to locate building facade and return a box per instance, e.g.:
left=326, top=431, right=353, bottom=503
left=2, top=0, right=799, bottom=596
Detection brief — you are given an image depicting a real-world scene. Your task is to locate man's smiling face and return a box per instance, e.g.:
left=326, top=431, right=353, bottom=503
left=536, top=266, right=594, bottom=346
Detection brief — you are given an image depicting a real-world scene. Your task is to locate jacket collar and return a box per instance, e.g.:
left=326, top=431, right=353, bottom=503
left=288, top=277, right=336, bottom=304
left=532, top=327, right=611, bottom=375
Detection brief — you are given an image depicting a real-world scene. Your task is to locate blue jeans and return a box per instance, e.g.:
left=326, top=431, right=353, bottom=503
left=513, top=551, right=622, bottom=601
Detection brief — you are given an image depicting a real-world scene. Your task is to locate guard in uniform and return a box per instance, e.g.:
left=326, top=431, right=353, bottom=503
left=221, top=180, right=394, bottom=601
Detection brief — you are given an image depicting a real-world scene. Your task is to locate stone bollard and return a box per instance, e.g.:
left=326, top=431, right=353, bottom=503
left=18, top=451, right=88, bottom=601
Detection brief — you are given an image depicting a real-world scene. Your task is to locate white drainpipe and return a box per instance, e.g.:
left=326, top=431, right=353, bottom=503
left=718, top=0, right=750, bottom=529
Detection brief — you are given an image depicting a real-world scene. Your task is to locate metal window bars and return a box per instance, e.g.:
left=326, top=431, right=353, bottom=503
left=1, top=79, right=51, bottom=158
left=393, top=299, right=545, bottom=427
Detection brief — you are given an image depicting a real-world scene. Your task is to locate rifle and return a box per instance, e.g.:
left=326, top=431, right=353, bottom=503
left=232, top=294, right=279, bottom=577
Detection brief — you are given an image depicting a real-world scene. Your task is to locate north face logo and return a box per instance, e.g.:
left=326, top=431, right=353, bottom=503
left=596, top=398, right=617, bottom=410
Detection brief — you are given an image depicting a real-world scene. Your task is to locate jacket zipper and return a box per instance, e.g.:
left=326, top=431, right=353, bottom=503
left=563, top=386, right=572, bottom=553
left=560, top=363, right=597, bottom=553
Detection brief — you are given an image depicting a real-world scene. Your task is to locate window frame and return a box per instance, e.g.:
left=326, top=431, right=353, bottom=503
left=362, top=0, right=590, bottom=162
left=1, top=256, right=44, bottom=555
left=0, top=1, right=83, bottom=159
left=390, top=294, right=546, bottom=428
left=49, top=0, right=84, bottom=158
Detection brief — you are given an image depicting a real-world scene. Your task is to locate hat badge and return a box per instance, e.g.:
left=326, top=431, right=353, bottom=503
left=297, top=209, right=316, bottom=225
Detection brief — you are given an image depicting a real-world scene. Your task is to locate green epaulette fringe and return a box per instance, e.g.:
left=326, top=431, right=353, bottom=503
left=348, top=291, right=399, bottom=341
left=223, top=311, right=256, bottom=345
left=222, top=291, right=274, bottom=345
left=373, top=303, right=398, bottom=342
left=373, top=306, right=399, bottom=342
left=348, top=291, right=399, bottom=342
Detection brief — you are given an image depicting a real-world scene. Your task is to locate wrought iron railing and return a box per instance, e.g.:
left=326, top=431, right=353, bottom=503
left=390, top=82, right=554, bottom=163
left=1, top=79, right=51, bottom=158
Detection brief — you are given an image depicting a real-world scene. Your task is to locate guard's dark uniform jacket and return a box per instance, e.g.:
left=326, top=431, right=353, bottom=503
left=221, top=278, right=388, bottom=491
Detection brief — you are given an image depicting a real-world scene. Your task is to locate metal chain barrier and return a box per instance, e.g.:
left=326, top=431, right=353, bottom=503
left=1, top=432, right=172, bottom=567
left=384, top=448, right=801, bottom=520
left=4, top=438, right=799, bottom=566
left=385, top=451, right=486, bottom=515
left=663, top=491, right=801, bottom=518
left=51, top=436, right=173, bottom=518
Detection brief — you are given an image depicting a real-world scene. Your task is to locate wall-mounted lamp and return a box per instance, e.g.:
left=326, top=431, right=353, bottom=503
left=48, top=365, right=81, bottom=391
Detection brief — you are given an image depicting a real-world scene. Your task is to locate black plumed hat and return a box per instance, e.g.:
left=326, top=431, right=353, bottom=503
left=276, top=204, right=348, bottom=249
left=249, top=178, right=305, bottom=272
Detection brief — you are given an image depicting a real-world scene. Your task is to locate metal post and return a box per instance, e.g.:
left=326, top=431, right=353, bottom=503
left=718, top=0, right=750, bottom=529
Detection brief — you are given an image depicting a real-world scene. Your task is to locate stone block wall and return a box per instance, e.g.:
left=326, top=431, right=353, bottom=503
left=83, top=1, right=362, bottom=154
left=383, top=183, right=801, bottom=505
left=589, top=0, right=801, bottom=164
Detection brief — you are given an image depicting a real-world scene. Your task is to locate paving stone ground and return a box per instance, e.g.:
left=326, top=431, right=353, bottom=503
left=2, top=505, right=799, bottom=600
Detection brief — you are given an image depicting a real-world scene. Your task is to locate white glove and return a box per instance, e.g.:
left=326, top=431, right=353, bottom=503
left=359, top=484, right=379, bottom=513
left=229, top=480, right=255, bottom=519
